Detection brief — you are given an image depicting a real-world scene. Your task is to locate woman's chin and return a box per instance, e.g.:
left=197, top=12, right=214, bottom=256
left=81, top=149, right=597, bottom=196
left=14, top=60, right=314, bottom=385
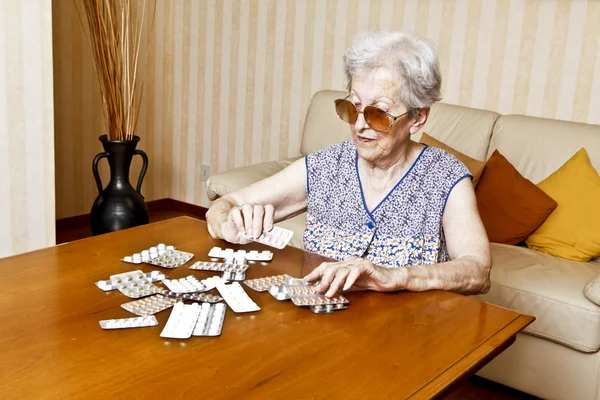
left=355, top=145, right=379, bottom=163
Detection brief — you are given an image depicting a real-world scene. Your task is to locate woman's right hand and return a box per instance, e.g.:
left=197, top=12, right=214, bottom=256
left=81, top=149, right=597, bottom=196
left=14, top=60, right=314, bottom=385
left=219, top=203, right=275, bottom=244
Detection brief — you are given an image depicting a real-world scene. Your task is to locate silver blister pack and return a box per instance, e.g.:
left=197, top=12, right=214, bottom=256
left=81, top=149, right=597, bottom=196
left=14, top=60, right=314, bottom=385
left=310, top=304, right=348, bottom=313
left=189, top=261, right=249, bottom=273
left=240, top=226, right=293, bottom=249
left=99, top=315, right=158, bottom=329
left=121, top=293, right=179, bottom=316
left=286, top=284, right=349, bottom=307
left=208, top=247, right=274, bottom=262
left=161, top=290, right=223, bottom=303
left=268, top=277, right=313, bottom=300
left=144, top=249, right=194, bottom=269
left=244, top=274, right=293, bottom=292
left=95, top=270, right=166, bottom=292
left=160, top=302, right=201, bottom=339
left=162, top=275, right=208, bottom=293
left=122, top=243, right=176, bottom=264
left=215, top=281, right=261, bottom=313
left=109, top=270, right=164, bottom=299
left=221, top=270, right=246, bottom=281
left=193, top=303, right=227, bottom=336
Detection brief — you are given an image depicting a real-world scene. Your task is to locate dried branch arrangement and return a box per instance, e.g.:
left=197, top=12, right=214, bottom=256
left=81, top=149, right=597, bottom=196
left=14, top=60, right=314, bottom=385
left=75, top=0, right=156, bottom=141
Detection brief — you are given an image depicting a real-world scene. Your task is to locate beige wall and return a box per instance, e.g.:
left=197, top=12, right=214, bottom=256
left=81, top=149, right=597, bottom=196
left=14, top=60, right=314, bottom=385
left=53, top=0, right=600, bottom=218
left=0, top=0, right=55, bottom=258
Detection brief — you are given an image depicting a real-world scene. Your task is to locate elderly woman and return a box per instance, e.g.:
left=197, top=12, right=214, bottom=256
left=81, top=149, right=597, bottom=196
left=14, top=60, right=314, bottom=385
left=206, top=31, right=491, bottom=297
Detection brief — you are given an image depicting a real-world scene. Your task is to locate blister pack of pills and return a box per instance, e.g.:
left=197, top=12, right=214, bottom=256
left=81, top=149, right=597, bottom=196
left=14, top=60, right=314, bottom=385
left=144, top=249, right=194, bottom=269
left=109, top=270, right=164, bottom=299
left=201, top=276, right=229, bottom=290
left=121, top=293, right=179, bottom=316
left=122, top=244, right=175, bottom=264
left=160, top=302, right=201, bottom=339
left=193, top=303, right=227, bottom=337
left=215, top=281, right=260, bottom=313
left=285, top=284, right=349, bottom=307
left=268, top=277, right=314, bottom=300
left=189, top=261, right=249, bottom=273
left=244, top=274, right=293, bottom=292
left=160, top=290, right=223, bottom=303
left=162, top=275, right=208, bottom=294
left=95, top=270, right=166, bottom=292
left=221, top=270, right=247, bottom=282
left=208, top=247, right=273, bottom=262
left=291, top=294, right=349, bottom=307
left=240, top=226, right=293, bottom=249
left=310, top=304, right=348, bottom=314
left=99, top=315, right=158, bottom=330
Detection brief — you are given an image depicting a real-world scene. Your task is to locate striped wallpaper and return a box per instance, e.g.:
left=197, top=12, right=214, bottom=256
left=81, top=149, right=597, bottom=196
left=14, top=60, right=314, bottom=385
left=53, top=0, right=600, bottom=219
left=0, top=0, right=55, bottom=258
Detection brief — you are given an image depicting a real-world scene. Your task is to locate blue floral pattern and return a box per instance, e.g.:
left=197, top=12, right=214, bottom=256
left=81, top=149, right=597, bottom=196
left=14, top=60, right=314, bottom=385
left=304, top=141, right=471, bottom=268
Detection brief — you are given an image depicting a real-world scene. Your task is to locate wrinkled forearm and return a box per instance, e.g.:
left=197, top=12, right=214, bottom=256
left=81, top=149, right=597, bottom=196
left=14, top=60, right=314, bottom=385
left=393, top=256, right=491, bottom=295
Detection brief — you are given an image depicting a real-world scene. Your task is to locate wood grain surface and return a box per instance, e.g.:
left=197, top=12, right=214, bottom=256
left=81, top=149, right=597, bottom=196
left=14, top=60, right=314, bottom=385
left=0, top=217, right=534, bottom=399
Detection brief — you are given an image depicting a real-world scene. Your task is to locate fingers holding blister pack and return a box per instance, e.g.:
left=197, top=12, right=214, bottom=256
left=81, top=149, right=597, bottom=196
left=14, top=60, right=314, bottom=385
left=240, top=226, right=293, bottom=249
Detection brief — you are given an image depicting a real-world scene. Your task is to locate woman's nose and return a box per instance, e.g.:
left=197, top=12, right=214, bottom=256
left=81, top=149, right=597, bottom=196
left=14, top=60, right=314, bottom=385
left=354, top=111, right=369, bottom=132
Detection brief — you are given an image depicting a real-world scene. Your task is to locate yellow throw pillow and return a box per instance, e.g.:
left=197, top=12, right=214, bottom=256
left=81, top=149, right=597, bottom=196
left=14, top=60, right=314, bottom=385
left=526, top=148, right=600, bottom=261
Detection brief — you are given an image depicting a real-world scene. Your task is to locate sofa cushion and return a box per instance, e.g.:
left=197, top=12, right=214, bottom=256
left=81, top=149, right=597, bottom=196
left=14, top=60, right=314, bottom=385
left=585, top=275, right=600, bottom=307
left=474, top=243, right=600, bottom=353
left=526, top=148, right=600, bottom=262
left=206, top=158, right=300, bottom=201
left=300, top=90, right=500, bottom=160
left=475, top=150, right=557, bottom=245
left=488, top=115, right=600, bottom=184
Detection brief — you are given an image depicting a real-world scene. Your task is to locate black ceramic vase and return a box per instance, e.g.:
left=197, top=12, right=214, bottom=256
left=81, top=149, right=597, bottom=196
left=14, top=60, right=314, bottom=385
left=90, top=135, right=149, bottom=235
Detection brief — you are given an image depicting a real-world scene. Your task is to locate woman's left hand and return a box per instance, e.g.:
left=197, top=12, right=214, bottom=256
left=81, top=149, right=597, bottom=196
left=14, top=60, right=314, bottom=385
left=304, top=256, right=406, bottom=297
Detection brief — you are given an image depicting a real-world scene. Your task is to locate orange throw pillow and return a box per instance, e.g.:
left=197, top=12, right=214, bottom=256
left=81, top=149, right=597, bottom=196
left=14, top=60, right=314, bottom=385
left=420, top=132, right=485, bottom=186
left=475, top=150, right=558, bottom=245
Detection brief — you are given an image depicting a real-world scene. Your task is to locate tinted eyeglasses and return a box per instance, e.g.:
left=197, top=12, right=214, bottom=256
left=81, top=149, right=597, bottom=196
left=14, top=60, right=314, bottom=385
left=334, top=96, right=411, bottom=132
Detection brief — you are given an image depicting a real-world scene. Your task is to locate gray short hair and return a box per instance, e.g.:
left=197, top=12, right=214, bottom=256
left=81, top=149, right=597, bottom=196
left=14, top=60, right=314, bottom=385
left=344, top=31, right=442, bottom=113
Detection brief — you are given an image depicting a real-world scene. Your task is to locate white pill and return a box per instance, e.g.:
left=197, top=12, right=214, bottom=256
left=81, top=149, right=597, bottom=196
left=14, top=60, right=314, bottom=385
left=158, top=244, right=166, bottom=250
left=124, top=256, right=133, bottom=262
left=166, top=245, right=175, bottom=251
left=133, top=254, right=142, bottom=263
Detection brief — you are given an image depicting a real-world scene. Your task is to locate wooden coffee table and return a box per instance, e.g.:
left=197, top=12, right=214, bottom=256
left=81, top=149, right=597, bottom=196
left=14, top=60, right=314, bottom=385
left=0, top=217, right=533, bottom=399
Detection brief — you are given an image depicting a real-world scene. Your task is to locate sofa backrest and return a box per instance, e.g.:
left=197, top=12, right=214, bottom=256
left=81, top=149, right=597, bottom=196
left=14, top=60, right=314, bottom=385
left=301, top=90, right=350, bottom=155
left=417, top=103, right=499, bottom=161
left=301, top=90, right=499, bottom=160
left=489, top=115, right=600, bottom=184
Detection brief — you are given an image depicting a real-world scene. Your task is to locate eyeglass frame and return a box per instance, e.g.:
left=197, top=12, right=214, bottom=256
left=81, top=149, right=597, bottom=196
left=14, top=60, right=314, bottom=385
left=334, top=95, right=414, bottom=132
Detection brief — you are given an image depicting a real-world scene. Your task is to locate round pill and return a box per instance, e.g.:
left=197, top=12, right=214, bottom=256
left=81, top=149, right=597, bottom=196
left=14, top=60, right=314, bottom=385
left=124, top=256, right=133, bottom=262
left=166, top=245, right=175, bottom=251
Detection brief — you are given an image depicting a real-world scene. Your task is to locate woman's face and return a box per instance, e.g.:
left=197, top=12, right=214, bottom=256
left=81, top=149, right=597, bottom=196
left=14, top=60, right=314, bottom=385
left=349, top=69, right=419, bottom=164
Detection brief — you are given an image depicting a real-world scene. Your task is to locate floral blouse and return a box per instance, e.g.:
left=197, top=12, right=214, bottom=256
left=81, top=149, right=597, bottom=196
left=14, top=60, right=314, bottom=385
left=303, top=141, right=471, bottom=268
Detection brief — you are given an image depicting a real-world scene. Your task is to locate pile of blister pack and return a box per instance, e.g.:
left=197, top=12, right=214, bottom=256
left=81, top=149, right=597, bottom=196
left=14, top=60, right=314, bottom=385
left=96, top=226, right=349, bottom=339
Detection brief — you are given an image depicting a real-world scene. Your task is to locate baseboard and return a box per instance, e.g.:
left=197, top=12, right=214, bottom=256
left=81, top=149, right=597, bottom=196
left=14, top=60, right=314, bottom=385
left=56, top=198, right=207, bottom=231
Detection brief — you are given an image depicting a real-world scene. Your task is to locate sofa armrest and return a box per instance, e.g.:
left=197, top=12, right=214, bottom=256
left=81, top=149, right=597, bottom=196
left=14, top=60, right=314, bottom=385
left=585, top=269, right=600, bottom=306
left=206, top=157, right=301, bottom=201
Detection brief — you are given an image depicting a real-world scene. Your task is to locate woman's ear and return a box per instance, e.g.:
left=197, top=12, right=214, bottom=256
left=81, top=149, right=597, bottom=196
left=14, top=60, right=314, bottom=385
left=409, top=107, right=430, bottom=135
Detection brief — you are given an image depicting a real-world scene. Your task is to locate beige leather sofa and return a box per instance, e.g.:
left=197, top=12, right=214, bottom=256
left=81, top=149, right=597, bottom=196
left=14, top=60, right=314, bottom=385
left=207, top=90, right=600, bottom=400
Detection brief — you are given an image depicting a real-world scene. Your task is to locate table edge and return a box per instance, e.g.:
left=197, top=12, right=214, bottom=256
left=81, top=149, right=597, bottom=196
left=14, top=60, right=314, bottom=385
left=408, top=314, right=535, bottom=399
